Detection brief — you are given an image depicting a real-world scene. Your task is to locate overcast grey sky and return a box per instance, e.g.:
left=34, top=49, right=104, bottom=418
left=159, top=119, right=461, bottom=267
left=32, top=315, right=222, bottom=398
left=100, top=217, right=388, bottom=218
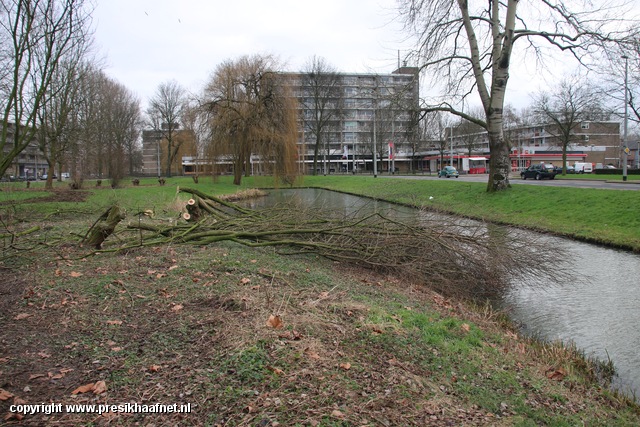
left=93, top=0, right=413, bottom=105
left=92, top=0, right=638, bottom=113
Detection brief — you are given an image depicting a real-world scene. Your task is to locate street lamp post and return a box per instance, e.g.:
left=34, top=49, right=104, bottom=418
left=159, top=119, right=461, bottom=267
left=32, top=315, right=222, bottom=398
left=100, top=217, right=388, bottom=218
left=449, top=126, right=454, bottom=167
left=373, top=110, right=378, bottom=178
left=156, top=140, right=161, bottom=178
left=622, top=55, right=629, bottom=181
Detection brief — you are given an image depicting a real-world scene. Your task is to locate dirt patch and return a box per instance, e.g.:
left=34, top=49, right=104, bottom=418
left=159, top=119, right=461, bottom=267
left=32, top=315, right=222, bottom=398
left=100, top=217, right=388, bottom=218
left=0, top=242, right=637, bottom=426
left=0, top=269, right=28, bottom=318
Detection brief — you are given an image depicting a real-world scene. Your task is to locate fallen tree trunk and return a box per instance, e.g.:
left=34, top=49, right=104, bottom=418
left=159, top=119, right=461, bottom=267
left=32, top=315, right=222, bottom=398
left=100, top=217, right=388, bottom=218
left=82, top=205, right=126, bottom=249
left=83, top=190, right=564, bottom=299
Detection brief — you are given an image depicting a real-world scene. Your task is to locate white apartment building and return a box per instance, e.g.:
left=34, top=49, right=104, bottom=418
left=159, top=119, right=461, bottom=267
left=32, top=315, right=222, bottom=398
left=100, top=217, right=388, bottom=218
left=281, top=67, right=420, bottom=174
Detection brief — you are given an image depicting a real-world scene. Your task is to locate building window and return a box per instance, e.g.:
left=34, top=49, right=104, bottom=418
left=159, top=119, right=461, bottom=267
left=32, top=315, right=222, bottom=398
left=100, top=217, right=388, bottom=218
left=359, top=77, right=375, bottom=86
left=344, top=87, right=357, bottom=96
left=581, top=122, right=590, bottom=129
left=344, top=121, right=357, bottom=131
left=344, top=132, right=356, bottom=142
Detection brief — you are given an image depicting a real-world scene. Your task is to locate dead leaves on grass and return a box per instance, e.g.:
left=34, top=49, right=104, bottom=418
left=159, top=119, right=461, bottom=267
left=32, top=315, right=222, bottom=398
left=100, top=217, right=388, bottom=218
left=13, top=313, right=32, bottom=320
left=0, top=388, right=13, bottom=400
left=266, top=314, right=283, bottom=329
left=546, top=367, right=567, bottom=381
left=71, top=380, right=107, bottom=395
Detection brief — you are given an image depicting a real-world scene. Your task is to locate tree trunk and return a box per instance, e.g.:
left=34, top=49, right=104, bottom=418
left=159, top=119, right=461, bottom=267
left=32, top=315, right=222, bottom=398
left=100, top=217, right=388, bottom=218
left=233, top=156, right=243, bottom=185
left=45, top=159, right=54, bottom=190
left=486, top=133, right=511, bottom=191
left=486, top=109, right=511, bottom=192
left=166, top=138, right=173, bottom=177
left=83, top=205, right=126, bottom=249
left=312, top=134, right=321, bottom=176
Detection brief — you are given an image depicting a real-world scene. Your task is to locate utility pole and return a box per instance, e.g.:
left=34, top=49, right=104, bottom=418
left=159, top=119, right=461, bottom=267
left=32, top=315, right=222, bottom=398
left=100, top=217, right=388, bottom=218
left=623, top=55, right=629, bottom=181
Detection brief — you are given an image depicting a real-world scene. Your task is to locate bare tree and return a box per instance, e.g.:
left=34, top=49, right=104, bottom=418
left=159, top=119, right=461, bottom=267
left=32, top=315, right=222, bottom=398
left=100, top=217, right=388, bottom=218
left=36, top=59, right=85, bottom=189
left=105, top=79, right=141, bottom=183
left=300, top=56, right=344, bottom=175
left=421, top=111, right=454, bottom=170
left=146, top=80, right=187, bottom=177
left=181, top=100, right=211, bottom=177
left=399, top=0, right=638, bottom=192
left=202, top=54, right=299, bottom=185
left=0, top=0, right=93, bottom=179
left=534, top=75, right=603, bottom=174
left=60, top=68, right=141, bottom=185
left=456, top=106, right=485, bottom=157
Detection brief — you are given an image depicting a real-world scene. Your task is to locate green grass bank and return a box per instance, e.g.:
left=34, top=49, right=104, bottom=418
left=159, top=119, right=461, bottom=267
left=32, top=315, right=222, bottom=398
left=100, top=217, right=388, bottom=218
left=295, top=175, right=640, bottom=252
left=1, top=176, right=639, bottom=425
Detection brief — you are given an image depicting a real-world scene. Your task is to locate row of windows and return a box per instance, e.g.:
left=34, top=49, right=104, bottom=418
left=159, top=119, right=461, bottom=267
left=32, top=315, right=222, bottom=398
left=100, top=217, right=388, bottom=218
left=342, top=76, right=413, bottom=86
left=304, top=130, right=406, bottom=144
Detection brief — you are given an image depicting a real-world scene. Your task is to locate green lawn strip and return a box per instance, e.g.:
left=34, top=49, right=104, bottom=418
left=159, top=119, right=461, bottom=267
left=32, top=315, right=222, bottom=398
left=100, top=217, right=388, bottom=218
left=298, top=175, right=640, bottom=251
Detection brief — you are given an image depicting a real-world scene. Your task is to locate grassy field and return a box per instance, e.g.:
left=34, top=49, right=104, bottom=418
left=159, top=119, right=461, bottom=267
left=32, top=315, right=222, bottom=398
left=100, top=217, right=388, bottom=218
left=1, top=176, right=639, bottom=426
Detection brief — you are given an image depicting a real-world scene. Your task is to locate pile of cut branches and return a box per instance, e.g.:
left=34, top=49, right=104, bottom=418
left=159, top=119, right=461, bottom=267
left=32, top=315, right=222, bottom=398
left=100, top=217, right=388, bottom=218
left=95, top=187, right=563, bottom=299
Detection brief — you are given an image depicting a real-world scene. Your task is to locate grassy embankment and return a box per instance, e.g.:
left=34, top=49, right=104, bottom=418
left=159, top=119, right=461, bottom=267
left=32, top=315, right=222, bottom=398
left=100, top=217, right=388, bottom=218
left=298, top=175, right=640, bottom=252
left=0, top=176, right=639, bottom=426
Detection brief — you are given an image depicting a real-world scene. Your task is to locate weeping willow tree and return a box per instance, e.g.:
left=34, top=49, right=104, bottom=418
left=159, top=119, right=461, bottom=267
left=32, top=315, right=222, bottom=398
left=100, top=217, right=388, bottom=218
left=202, top=55, right=299, bottom=185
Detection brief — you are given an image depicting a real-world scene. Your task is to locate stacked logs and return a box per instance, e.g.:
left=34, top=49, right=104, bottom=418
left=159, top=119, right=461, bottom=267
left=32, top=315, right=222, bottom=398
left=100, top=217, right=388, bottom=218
left=183, top=198, right=201, bottom=222
left=179, top=188, right=249, bottom=222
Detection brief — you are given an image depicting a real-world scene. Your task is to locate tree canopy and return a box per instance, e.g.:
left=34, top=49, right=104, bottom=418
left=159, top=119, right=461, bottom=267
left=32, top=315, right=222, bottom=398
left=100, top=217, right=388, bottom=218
left=202, top=55, right=299, bottom=186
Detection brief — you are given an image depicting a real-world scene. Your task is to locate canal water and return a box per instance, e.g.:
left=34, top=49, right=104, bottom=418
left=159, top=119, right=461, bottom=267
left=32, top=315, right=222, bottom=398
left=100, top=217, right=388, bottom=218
left=247, top=188, right=640, bottom=397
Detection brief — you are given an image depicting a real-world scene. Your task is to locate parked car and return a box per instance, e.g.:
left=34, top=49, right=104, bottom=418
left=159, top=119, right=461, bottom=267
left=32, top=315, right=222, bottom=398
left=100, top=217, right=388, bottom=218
left=438, top=166, right=460, bottom=178
left=520, top=164, right=556, bottom=180
left=553, top=165, right=575, bottom=174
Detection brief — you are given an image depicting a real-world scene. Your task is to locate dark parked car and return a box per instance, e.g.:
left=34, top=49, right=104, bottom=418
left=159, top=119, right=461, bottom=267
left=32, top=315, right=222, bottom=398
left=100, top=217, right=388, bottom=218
left=520, top=164, right=556, bottom=180
left=552, top=165, right=575, bottom=174
left=438, top=166, right=460, bottom=178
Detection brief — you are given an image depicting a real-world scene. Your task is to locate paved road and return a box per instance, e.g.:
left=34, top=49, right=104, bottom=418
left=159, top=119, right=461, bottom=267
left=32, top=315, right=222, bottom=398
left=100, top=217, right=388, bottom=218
left=379, top=173, right=640, bottom=190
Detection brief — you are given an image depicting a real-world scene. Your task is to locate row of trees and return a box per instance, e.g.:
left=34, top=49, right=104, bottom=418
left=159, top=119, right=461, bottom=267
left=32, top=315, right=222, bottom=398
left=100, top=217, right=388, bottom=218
left=1, top=0, right=143, bottom=188
left=2, top=1, right=639, bottom=192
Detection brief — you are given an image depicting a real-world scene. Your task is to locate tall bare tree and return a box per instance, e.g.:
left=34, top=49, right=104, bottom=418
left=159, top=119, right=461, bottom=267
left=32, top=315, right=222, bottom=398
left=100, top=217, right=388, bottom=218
left=59, top=68, right=141, bottom=185
left=104, top=79, right=141, bottom=183
left=203, top=54, right=298, bottom=185
left=534, top=75, right=603, bottom=174
left=300, top=56, right=343, bottom=175
left=181, top=100, right=211, bottom=176
left=36, top=59, right=82, bottom=188
left=146, top=80, right=187, bottom=177
left=0, top=0, right=93, bottom=178
left=399, top=0, right=638, bottom=191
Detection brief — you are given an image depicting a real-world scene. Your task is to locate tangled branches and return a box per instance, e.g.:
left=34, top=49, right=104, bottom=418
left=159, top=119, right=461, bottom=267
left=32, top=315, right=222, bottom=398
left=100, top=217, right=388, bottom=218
left=88, top=187, right=562, bottom=300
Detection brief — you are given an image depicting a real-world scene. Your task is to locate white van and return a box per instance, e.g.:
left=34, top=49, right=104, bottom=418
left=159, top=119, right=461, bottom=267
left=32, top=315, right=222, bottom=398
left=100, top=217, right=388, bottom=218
left=574, top=162, right=593, bottom=174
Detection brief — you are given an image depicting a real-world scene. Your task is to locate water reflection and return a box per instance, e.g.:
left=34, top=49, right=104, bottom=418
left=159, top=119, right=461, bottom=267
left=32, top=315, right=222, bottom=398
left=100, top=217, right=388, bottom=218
left=249, top=188, right=640, bottom=397
left=503, top=241, right=640, bottom=397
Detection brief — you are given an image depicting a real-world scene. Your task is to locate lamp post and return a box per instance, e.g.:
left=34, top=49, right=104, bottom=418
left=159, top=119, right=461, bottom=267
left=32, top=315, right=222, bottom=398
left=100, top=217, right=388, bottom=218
left=449, top=126, right=454, bottom=167
left=156, top=139, right=161, bottom=178
left=622, top=55, right=629, bottom=181
left=373, top=109, right=378, bottom=178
